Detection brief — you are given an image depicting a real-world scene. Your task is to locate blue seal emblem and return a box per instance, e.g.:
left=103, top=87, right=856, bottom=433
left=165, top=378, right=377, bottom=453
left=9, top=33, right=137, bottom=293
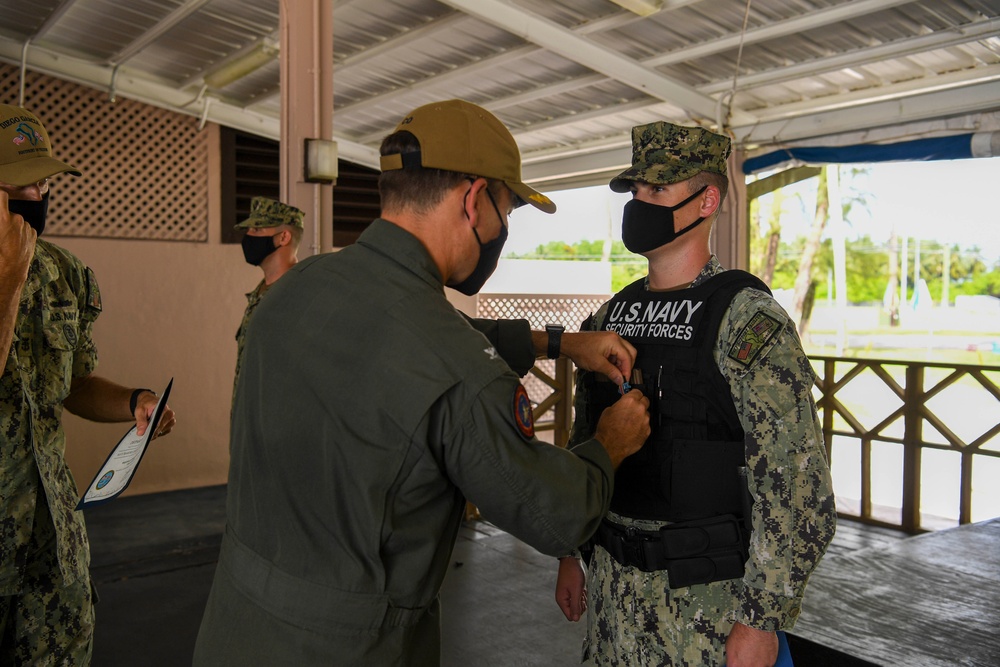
left=96, top=470, right=114, bottom=490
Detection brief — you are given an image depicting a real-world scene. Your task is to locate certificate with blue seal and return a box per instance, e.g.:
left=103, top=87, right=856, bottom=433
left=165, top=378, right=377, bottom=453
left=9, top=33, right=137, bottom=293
left=76, top=378, right=173, bottom=510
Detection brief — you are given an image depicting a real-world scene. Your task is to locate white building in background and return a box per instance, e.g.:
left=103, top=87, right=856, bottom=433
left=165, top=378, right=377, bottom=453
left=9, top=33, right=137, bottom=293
left=482, top=259, right=612, bottom=296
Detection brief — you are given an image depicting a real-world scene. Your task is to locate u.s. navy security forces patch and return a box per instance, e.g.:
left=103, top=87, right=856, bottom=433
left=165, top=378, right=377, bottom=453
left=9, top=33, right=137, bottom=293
left=728, top=311, right=781, bottom=365
left=513, top=384, right=534, bottom=440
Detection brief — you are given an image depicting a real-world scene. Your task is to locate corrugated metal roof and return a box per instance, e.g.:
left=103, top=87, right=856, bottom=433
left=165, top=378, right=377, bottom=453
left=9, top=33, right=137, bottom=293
left=1, top=0, right=998, bottom=187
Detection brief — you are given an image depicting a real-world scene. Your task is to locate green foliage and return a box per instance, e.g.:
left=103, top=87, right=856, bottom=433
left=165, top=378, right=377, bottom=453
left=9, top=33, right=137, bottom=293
left=767, top=234, right=1000, bottom=304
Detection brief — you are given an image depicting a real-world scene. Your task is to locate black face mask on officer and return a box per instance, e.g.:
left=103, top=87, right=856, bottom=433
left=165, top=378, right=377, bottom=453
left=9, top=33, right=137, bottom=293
left=448, top=184, right=509, bottom=296
left=241, top=232, right=280, bottom=266
left=621, top=185, right=708, bottom=254
left=7, top=193, right=50, bottom=237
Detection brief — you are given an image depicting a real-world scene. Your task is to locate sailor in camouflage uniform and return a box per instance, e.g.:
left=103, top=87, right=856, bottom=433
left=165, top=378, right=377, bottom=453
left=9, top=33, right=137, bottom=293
left=554, top=122, right=836, bottom=666
left=232, top=196, right=303, bottom=403
left=0, top=104, right=175, bottom=665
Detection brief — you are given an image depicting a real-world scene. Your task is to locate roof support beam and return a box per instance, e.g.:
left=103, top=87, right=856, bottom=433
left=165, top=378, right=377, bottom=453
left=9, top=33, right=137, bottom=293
left=733, top=79, right=1000, bottom=147
left=31, top=0, right=79, bottom=41
left=700, top=17, right=1000, bottom=95
left=109, top=0, right=215, bottom=65
left=337, top=45, right=537, bottom=120
left=646, top=0, right=919, bottom=67
left=437, top=0, right=753, bottom=125
left=747, top=64, right=1000, bottom=124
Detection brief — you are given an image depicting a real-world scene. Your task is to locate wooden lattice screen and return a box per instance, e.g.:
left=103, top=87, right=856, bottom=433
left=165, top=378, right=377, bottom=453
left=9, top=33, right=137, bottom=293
left=478, top=294, right=608, bottom=331
left=1, top=64, right=209, bottom=241
left=479, top=294, right=610, bottom=443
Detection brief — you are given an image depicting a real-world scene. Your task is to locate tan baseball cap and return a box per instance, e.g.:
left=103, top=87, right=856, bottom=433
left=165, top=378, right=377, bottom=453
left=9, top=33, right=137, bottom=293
left=0, top=104, right=81, bottom=187
left=379, top=99, right=556, bottom=214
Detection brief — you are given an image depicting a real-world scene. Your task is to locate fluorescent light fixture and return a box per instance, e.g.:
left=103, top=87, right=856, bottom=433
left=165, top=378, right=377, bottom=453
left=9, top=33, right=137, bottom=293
left=203, top=42, right=279, bottom=89
left=305, top=139, right=338, bottom=183
left=609, top=0, right=663, bottom=16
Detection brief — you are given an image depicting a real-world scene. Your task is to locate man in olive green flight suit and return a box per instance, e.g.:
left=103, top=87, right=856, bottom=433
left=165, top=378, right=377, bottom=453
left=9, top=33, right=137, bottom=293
left=194, top=99, right=652, bottom=666
left=554, top=122, right=836, bottom=667
left=0, top=104, right=176, bottom=665
left=232, top=196, right=303, bottom=402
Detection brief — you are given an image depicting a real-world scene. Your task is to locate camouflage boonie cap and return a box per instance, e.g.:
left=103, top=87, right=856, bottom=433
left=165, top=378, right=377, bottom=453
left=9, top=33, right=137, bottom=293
left=609, top=122, right=731, bottom=193
left=235, top=196, right=305, bottom=230
left=0, top=104, right=81, bottom=186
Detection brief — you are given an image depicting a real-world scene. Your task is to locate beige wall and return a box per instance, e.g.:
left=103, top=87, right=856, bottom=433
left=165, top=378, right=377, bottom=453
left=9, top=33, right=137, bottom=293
left=58, top=236, right=259, bottom=496
left=56, top=239, right=475, bottom=499
left=53, top=118, right=257, bottom=498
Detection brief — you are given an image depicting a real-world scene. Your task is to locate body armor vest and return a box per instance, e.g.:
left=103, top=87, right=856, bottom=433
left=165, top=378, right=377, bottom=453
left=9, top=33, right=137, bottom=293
left=588, top=270, right=770, bottom=522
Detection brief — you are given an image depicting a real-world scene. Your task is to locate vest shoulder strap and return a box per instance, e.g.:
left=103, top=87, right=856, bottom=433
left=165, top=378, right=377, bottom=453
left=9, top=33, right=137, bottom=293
left=697, top=270, right=771, bottom=350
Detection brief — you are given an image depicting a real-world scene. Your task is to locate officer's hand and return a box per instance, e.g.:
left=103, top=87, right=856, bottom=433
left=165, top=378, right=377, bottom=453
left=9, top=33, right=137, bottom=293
left=593, top=389, right=650, bottom=469
left=0, top=190, right=37, bottom=288
left=555, top=556, right=587, bottom=622
left=560, top=331, right=636, bottom=387
left=724, top=622, right=778, bottom=667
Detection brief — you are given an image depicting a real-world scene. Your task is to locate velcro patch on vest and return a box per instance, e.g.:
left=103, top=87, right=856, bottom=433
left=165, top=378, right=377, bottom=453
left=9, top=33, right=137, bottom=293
left=513, top=384, right=535, bottom=440
left=728, top=311, right=782, bottom=366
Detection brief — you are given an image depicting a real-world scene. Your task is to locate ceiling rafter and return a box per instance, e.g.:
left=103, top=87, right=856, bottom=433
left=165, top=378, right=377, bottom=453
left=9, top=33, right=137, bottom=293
left=645, top=0, right=919, bottom=67
left=746, top=63, right=1000, bottom=123
left=333, top=13, right=470, bottom=70
left=436, top=0, right=754, bottom=125
left=733, top=78, right=1000, bottom=147
left=109, top=0, right=215, bottom=65
left=30, top=0, right=79, bottom=42
left=700, top=17, right=1000, bottom=95
left=337, top=44, right=539, bottom=120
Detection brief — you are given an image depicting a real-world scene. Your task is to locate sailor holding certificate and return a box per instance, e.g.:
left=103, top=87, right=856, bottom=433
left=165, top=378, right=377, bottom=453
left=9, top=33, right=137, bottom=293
left=0, top=103, right=175, bottom=665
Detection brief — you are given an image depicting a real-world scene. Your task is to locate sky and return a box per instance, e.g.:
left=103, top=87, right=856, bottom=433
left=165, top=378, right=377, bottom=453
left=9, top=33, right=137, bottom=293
left=504, top=155, right=1000, bottom=264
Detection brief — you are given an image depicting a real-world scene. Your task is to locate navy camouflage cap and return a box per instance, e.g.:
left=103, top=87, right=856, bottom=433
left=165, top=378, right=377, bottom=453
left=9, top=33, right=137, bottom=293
left=235, top=196, right=304, bottom=230
left=609, top=122, right=731, bottom=193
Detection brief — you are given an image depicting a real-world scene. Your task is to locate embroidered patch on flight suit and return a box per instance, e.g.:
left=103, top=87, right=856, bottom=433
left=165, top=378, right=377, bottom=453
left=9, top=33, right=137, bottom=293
left=513, top=384, right=535, bottom=440
left=85, top=267, right=102, bottom=312
left=727, top=311, right=782, bottom=366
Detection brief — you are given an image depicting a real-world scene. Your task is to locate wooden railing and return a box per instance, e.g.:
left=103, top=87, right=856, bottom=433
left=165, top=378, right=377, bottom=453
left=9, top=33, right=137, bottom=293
left=481, top=294, right=1000, bottom=535
left=529, top=357, right=574, bottom=447
left=529, top=354, right=1000, bottom=535
left=812, top=356, right=1000, bottom=534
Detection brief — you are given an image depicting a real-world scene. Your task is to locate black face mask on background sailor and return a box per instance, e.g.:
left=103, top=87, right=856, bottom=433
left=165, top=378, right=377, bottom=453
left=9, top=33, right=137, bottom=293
left=7, top=193, right=50, bottom=237
left=448, top=185, right=509, bottom=296
left=241, top=232, right=279, bottom=266
left=621, top=185, right=708, bottom=254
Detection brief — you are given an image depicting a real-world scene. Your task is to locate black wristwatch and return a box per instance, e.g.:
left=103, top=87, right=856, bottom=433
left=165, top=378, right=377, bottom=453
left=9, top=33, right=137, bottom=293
left=545, top=324, right=565, bottom=359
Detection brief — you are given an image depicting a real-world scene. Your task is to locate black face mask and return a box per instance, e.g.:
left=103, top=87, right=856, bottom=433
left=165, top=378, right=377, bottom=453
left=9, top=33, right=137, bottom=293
left=241, top=233, right=279, bottom=266
left=621, top=185, right=708, bottom=254
left=448, top=186, right=509, bottom=296
left=7, top=193, right=50, bottom=236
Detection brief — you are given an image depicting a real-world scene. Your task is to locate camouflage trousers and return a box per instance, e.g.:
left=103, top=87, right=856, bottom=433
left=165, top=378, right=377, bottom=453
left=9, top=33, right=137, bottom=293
left=0, top=497, right=95, bottom=666
left=583, top=543, right=741, bottom=666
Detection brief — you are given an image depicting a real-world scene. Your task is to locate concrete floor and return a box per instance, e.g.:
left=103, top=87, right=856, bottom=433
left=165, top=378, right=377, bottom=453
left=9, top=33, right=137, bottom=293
left=85, top=485, right=586, bottom=666
left=84, top=485, right=906, bottom=666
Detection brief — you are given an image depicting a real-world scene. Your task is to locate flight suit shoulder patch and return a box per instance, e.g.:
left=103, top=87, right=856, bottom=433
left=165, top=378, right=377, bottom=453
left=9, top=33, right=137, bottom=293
left=727, top=310, right=781, bottom=366
left=513, top=384, right=535, bottom=440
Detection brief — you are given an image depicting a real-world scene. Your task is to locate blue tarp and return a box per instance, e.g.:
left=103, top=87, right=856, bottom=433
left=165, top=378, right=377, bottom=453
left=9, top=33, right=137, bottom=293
left=742, top=132, right=999, bottom=175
